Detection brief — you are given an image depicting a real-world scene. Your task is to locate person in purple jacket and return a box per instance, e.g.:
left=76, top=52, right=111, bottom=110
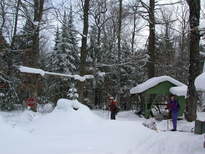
left=167, top=94, right=180, bottom=131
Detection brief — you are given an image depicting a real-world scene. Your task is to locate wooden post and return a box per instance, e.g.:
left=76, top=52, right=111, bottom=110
left=194, top=120, right=205, bottom=134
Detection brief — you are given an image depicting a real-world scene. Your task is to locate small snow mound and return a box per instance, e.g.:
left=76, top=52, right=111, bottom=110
left=53, top=99, right=102, bottom=123
left=55, top=99, right=89, bottom=112
left=28, top=99, right=104, bottom=133
left=1, top=110, right=40, bottom=127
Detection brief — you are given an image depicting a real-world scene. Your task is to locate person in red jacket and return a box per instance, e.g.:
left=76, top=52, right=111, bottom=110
left=108, top=96, right=118, bottom=120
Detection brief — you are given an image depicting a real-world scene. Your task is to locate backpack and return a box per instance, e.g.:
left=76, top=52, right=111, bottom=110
left=116, top=106, right=120, bottom=113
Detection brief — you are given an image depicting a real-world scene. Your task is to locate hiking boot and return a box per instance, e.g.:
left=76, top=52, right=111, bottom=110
left=171, top=129, right=176, bottom=131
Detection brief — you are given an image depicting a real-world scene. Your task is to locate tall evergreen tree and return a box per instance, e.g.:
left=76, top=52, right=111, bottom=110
left=46, top=8, right=79, bottom=102
left=49, top=10, right=79, bottom=74
left=67, top=5, right=79, bottom=74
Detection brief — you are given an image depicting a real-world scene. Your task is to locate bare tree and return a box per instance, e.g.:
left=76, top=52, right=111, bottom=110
left=154, top=8, right=177, bottom=77
left=138, top=0, right=156, bottom=78
left=130, top=4, right=141, bottom=53
left=174, top=2, right=189, bottom=84
left=11, top=0, right=21, bottom=49
left=0, top=0, right=9, bottom=46
left=90, top=0, right=108, bottom=46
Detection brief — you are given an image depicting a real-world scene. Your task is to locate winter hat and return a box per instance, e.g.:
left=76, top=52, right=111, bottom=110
left=109, top=96, right=114, bottom=100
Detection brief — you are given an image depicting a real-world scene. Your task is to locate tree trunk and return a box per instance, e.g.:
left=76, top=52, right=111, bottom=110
left=117, top=0, right=123, bottom=103
left=147, top=0, right=155, bottom=78
left=117, top=0, right=122, bottom=63
left=11, top=0, right=21, bottom=49
left=131, top=12, right=136, bottom=53
left=185, top=0, right=201, bottom=122
left=26, top=0, right=44, bottom=97
left=78, top=0, right=90, bottom=103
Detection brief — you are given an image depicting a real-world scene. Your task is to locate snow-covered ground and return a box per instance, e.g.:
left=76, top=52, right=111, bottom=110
left=0, top=99, right=204, bottom=154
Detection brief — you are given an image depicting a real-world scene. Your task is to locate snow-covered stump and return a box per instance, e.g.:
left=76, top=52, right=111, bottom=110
left=194, top=120, right=205, bottom=134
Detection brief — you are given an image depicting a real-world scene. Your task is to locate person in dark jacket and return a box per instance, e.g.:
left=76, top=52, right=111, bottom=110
left=108, top=96, right=118, bottom=120
left=167, top=94, right=180, bottom=131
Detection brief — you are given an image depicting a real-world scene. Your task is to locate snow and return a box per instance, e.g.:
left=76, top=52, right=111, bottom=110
left=195, top=72, right=205, bottom=92
left=130, top=76, right=187, bottom=96
left=170, top=85, right=187, bottom=97
left=33, top=21, right=39, bottom=26
left=0, top=99, right=204, bottom=154
left=18, top=66, right=94, bottom=81
left=197, top=112, right=205, bottom=121
left=0, top=93, right=5, bottom=97
left=73, top=74, right=94, bottom=82
left=97, top=71, right=106, bottom=77
left=200, top=52, right=205, bottom=57
left=19, top=66, right=45, bottom=76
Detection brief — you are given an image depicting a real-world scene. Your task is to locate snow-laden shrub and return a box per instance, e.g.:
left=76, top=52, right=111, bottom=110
left=37, top=103, right=54, bottom=113
left=67, top=84, right=79, bottom=100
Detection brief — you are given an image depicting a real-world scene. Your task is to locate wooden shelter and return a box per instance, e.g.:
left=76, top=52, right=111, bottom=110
left=130, top=76, right=187, bottom=118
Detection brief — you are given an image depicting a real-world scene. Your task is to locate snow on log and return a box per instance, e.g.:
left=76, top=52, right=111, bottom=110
left=18, top=66, right=94, bottom=81
left=19, top=66, right=45, bottom=76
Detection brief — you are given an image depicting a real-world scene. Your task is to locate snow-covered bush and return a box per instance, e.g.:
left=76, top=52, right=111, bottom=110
left=36, top=96, right=55, bottom=113
left=37, top=103, right=54, bottom=113
left=67, top=83, right=79, bottom=100
left=0, top=76, right=21, bottom=111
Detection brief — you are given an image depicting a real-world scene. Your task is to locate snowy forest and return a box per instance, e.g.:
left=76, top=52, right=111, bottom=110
left=1, top=0, right=205, bottom=119
left=0, top=0, right=205, bottom=114
left=1, top=0, right=205, bottom=154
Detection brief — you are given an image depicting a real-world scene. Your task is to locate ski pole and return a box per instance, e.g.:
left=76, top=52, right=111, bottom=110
left=167, top=119, right=169, bottom=130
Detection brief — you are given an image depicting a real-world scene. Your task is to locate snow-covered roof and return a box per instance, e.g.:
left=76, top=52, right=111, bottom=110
left=170, top=86, right=187, bottom=97
left=195, top=72, right=205, bottom=92
left=18, top=66, right=94, bottom=82
left=130, top=76, right=187, bottom=96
